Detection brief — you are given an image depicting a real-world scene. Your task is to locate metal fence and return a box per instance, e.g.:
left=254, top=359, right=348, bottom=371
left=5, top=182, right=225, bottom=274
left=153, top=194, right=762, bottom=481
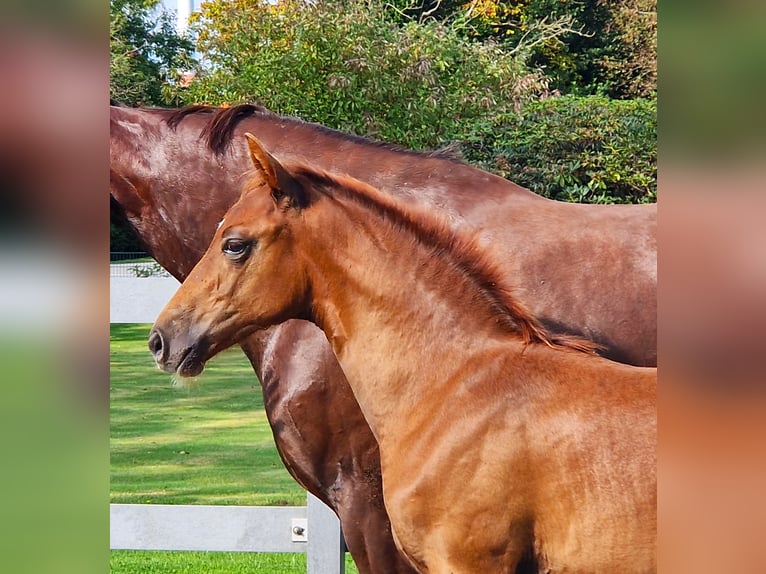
left=110, top=494, right=346, bottom=574
left=110, top=252, right=171, bottom=278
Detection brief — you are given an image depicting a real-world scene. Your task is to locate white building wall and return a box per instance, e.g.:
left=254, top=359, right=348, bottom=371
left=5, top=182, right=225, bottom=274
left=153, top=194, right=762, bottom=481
left=175, top=0, right=194, bottom=35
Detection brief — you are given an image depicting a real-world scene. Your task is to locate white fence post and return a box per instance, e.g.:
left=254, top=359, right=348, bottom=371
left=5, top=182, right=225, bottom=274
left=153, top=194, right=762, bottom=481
left=307, top=493, right=345, bottom=574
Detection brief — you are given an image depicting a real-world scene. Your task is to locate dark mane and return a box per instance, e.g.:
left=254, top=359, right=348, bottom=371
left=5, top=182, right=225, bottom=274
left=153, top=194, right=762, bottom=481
left=165, top=104, right=219, bottom=129
left=165, top=103, right=463, bottom=161
left=290, top=166, right=599, bottom=355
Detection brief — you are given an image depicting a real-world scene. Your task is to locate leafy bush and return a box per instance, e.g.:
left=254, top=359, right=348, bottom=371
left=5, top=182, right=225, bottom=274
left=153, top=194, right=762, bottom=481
left=509, top=0, right=656, bottom=99
left=130, top=262, right=170, bottom=277
left=459, top=96, right=656, bottom=204
left=110, top=0, right=195, bottom=106
left=110, top=222, right=144, bottom=252
left=182, top=0, right=550, bottom=150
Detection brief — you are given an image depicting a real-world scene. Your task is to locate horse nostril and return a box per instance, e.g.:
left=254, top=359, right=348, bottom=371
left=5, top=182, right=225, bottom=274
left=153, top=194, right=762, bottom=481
left=148, top=329, right=164, bottom=361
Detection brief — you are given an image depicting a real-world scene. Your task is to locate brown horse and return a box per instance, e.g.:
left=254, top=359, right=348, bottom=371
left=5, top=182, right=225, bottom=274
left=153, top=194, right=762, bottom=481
left=111, top=102, right=656, bottom=573
left=150, top=136, right=657, bottom=573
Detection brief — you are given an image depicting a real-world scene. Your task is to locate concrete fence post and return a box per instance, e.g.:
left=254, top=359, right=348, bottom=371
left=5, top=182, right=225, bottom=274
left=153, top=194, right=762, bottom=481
left=307, top=493, right=345, bottom=574
left=110, top=497, right=346, bottom=573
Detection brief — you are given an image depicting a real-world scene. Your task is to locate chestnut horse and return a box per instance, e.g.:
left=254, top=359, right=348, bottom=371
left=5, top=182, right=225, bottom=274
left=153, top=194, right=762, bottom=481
left=111, top=102, right=656, bottom=573
left=150, top=136, right=657, bottom=573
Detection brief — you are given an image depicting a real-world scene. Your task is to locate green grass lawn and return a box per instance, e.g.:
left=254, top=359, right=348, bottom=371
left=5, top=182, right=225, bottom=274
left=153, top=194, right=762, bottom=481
left=110, top=551, right=360, bottom=573
left=110, top=323, right=359, bottom=573
left=111, top=551, right=309, bottom=573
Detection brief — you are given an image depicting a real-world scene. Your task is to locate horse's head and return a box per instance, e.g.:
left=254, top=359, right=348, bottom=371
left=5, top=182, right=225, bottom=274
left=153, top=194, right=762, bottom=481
left=149, top=134, right=311, bottom=377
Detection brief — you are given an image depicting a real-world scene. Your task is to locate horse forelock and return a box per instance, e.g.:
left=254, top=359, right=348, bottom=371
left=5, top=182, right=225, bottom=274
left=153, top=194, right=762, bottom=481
left=288, top=166, right=598, bottom=355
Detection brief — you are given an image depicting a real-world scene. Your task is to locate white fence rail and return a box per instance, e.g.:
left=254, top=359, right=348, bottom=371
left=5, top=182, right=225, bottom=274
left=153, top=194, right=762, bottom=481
left=111, top=493, right=345, bottom=573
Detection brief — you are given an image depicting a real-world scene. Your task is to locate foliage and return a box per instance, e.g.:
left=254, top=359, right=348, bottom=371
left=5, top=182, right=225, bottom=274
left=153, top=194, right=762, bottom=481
left=460, top=96, right=656, bottom=203
left=597, top=0, right=657, bottom=99
left=110, top=221, right=144, bottom=252
left=373, top=0, right=656, bottom=98
left=511, top=0, right=605, bottom=95
left=179, top=0, right=550, bottom=150
left=110, top=0, right=195, bottom=106
left=518, top=0, right=656, bottom=98
left=129, top=262, right=169, bottom=277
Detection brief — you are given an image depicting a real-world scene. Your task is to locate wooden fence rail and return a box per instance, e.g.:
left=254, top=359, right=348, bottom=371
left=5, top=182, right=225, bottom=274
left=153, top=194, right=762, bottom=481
left=110, top=493, right=345, bottom=574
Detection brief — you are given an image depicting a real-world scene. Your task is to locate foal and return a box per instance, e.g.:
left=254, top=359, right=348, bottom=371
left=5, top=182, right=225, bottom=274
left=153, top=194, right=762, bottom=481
left=150, top=136, right=656, bottom=573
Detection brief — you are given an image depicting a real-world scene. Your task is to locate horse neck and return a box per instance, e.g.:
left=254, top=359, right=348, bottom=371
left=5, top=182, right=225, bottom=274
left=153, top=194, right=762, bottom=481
left=297, top=191, right=518, bottom=446
left=241, top=113, right=540, bottom=211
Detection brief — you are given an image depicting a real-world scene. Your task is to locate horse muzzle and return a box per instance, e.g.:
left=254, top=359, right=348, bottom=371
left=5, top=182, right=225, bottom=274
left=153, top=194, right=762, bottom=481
left=148, top=326, right=207, bottom=377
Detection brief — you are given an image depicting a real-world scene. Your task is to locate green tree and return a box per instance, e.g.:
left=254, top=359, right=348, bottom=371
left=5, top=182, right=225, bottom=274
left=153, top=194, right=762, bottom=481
left=597, top=0, right=656, bottom=98
left=179, top=0, right=550, bottom=150
left=110, top=0, right=195, bottom=106
left=513, top=0, right=655, bottom=98
left=460, top=96, right=656, bottom=203
left=369, top=0, right=656, bottom=98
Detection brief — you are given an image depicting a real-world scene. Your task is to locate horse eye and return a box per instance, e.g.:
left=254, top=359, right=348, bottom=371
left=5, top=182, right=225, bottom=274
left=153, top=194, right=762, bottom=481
left=222, top=238, right=251, bottom=260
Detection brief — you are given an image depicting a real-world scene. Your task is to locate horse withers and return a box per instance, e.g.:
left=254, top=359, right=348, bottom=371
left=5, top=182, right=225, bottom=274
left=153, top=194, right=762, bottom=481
left=149, top=136, right=657, bottom=573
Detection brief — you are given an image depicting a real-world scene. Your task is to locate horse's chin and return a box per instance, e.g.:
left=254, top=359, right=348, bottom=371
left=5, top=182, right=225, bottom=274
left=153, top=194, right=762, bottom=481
left=175, top=351, right=206, bottom=378
left=154, top=344, right=207, bottom=378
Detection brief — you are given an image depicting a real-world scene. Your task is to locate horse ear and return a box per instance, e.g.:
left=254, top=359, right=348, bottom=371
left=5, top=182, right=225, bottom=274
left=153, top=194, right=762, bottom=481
left=244, top=133, right=307, bottom=209
left=245, top=133, right=281, bottom=190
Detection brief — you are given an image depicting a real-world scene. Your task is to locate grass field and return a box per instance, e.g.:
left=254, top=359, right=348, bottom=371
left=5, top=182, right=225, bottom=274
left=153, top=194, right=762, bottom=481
left=111, top=551, right=360, bottom=573
left=110, top=323, right=359, bottom=573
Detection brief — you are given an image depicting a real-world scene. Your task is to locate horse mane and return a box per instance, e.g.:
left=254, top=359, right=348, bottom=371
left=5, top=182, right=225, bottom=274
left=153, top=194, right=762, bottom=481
left=289, top=165, right=600, bottom=355
left=165, top=104, right=218, bottom=129
left=165, top=103, right=463, bottom=161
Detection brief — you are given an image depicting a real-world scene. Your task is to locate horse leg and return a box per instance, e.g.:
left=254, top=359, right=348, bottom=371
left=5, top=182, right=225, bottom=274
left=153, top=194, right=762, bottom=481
left=333, top=451, right=418, bottom=574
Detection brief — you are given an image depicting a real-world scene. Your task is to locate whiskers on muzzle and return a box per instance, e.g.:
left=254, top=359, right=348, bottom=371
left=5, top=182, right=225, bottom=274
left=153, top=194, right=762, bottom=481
left=150, top=358, right=204, bottom=389
left=170, top=371, right=203, bottom=390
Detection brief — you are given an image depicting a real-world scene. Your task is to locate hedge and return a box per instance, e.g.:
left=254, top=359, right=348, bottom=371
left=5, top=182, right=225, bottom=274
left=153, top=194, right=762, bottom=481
left=457, top=96, right=656, bottom=204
